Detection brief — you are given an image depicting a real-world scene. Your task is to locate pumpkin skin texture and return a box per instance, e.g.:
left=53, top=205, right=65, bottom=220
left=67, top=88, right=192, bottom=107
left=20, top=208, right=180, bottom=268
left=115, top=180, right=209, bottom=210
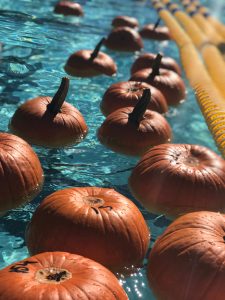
left=9, top=78, right=88, bottom=148
left=148, top=211, right=225, bottom=300
left=129, top=144, right=225, bottom=218
left=131, top=53, right=182, bottom=76
left=112, top=16, right=139, bottom=28
left=104, top=27, right=143, bottom=52
left=0, top=132, right=43, bottom=212
left=26, top=187, right=150, bottom=272
left=100, top=81, right=168, bottom=116
left=0, top=251, right=128, bottom=300
left=54, top=1, right=84, bottom=16
left=140, top=24, right=171, bottom=40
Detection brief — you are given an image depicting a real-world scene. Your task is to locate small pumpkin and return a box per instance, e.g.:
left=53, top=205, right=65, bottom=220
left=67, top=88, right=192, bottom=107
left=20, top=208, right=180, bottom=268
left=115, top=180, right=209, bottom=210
left=0, top=132, right=43, bottom=212
left=26, top=187, right=150, bottom=272
left=98, top=89, right=172, bottom=156
left=9, top=77, right=88, bottom=148
left=112, top=15, right=139, bottom=28
left=64, top=38, right=117, bottom=77
left=131, top=52, right=182, bottom=75
left=129, top=143, right=225, bottom=218
left=148, top=211, right=225, bottom=300
left=100, top=81, right=168, bottom=116
left=0, top=251, right=128, bottom=299
left=139, top=18, right=171, bottom=40
left=104, top=27, right=143, bottom=52
left=130, top=53, right=186, bottom=105
left=54, top=1, right=84, bottom=16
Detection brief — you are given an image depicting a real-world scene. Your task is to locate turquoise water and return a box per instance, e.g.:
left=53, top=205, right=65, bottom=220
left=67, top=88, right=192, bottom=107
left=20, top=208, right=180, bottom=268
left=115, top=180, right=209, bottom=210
left=0, top=0, right=222, bottom=299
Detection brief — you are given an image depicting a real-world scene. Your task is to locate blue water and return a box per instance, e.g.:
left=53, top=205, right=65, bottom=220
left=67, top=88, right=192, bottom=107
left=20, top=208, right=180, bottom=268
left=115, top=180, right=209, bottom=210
left=0, top=0, right=222, bottom=299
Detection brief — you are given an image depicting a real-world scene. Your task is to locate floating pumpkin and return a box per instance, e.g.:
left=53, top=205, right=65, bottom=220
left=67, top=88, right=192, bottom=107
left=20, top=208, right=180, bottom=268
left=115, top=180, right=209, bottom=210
left=139, top=18, right=171, bottom=40
left=0, top=251, right=128, bottom=299
left=64, top=38, right=117, bottom=77
left=112, top=15, right=139, bottom=28
left=9, top=78, right=88, bottom=148
left=98, top=89, right=172, bottom=156
left=104, top=27, right=143, bottom=52
left=26, top=187, right=150, bottom=272
left=129, top=143, right=225, bottom=218
left=131, top=53, right=182, bottom=75
left=130, top=53, right=186, bottom=105
left=100, top=81, right=168, bottom=116
left=0, top=132, right=43, bottom=212
left=54, top=1, right=84, bottom=16
left=148, top=211, right=225, bottom=300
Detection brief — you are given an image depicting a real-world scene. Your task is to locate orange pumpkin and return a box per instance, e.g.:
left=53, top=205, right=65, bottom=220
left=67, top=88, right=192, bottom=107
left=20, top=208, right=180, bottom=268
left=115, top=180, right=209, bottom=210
left=100, top=81, right=168, bottom=116
left=0, top=132, right=43, bottom=212
left=54, top=1, right=84, bottom=16
left=139, top=19, right=171, bottom=40
left=129, top=143, right=225, bottom=218
left=104, top=27, right=143, bottom=52
left=130, top=53, right=186, bottom=105
left=0, top=251, right=128, bottom=299
left=148, top=211, right=225, bottom=300
left=112, top=16, right=139, bottom=28
left=64, top=38, right=117, bottom=77
left=9, top=77, right=88, bottom=148
left=131, top=53, right=182, bottom=75
left=98, top=89, right=172, bottom=156
left=26, top=187, right=150, bottom=272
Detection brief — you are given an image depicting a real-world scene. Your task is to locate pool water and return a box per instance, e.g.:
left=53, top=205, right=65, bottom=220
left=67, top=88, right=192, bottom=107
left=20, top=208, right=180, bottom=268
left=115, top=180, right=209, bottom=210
left=0, top=0, right=222, bottom=299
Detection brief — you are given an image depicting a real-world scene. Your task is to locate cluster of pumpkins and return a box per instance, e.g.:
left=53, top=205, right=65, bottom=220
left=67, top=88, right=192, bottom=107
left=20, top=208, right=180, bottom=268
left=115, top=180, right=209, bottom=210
left=1, top=1, right=225, bottom=300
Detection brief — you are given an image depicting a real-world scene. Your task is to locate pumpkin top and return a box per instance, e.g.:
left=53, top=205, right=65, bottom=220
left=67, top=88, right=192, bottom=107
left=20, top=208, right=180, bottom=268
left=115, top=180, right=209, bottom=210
left=54, top=1, right=84, bottom=16
left=112, top=15, right=139, bottom=28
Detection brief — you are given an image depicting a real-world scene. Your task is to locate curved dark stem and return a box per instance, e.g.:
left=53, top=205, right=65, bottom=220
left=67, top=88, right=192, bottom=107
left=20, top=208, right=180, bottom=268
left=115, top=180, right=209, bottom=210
left=47, top=77, right=69, bottom=114
left=147, top=53, right=163, bottom=82
left=47, top=271, right=67, bottom=282
left=153, top=18, right=161, bottom=30
left=128, top=89, right=151, bottom=125
left=89, top=38, right=106, bottom=61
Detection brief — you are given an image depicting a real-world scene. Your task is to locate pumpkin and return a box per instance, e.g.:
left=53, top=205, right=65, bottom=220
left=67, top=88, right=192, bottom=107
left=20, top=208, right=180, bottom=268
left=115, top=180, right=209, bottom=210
left=100, top=81, right=168, bottom=116
left=148, top=211, right=225, bottom=300
left=98, top=89, right=172, bottom=156
left=112, top=15, right=139, bottom=28
left=0, top=132, right=43, bottom=212
left=54, top=1, right=84, bottom=16
left=129, top=143, right=225, bottom=218
left=26, top=187, right=150, bottom=272
left=130, top=53, right=186, bottom=105
left=9, top=77, right=88, bottom=148
left=131, top=52, right=182, bottom=75
left=139, top=18, right=171, bottom=40
left=104, top=27, right=143, bottom=52
left=0, top=251, right=128, bottom=299
left=64, top=38, right=117, bottom=77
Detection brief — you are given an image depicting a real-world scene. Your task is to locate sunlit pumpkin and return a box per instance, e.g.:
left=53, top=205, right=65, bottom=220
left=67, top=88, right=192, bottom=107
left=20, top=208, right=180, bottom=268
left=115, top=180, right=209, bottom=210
left=98, top=89, right=172, bottom=156
left=54, top=1, right=84, bottom=16
left=100, top=81, right=168, bottom=116
left=9, top=78, right=88, bottom=148
left=130, top=53, right=186, bottom=105
left=112, top=16, right=139, bottom=28
left=148, top=211, right=225, bottom=300
left=0, top=132, right=43, bottom=212
left=131, top=53, right=182, bottom=75
left=139, top=19, right=170, bottom=40
left=129, top=143, right=225, bottom=218
left=64, top=38, right=117, bottom=77
left=26, top=187, right=150, bottom=272
left=104, top=27, right=143, bottom=52
left=0, top=251, right=128, bottom=299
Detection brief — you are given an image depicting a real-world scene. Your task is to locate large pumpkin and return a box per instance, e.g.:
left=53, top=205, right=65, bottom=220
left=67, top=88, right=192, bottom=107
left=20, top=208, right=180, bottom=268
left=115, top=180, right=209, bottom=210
left=100, top=81, right=168, bottom=116
left=129, top=143, right=225, bottom=218
left=98, top=89, right=172, bottom=156
left=0, top=132, right=43, bottom=212
left=148, top=211, right=225, bottom=300
left=9, top=78, right=88, bottom=148
left=26, top=187, right=150, bottom=272
left=0, top=251, right=128, bottom=299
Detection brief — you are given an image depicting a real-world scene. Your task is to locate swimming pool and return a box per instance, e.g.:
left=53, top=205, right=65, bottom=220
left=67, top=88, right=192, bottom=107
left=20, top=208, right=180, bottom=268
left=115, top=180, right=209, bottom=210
left=0, top=0, right=221, bottom=299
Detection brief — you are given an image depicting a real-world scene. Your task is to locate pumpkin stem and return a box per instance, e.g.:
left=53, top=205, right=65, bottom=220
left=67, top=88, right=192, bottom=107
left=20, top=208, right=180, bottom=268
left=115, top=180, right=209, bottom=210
left=128, top=89, right=151, bottom=125
left=147, top=53, right=163, bottom=82
left=47, top=271, right=67, bottom=282
left=153, top=18, right=161, bottom=30
left=47, top=77, right=69, bottom=114
left=89, top=38, right=106, bottom=61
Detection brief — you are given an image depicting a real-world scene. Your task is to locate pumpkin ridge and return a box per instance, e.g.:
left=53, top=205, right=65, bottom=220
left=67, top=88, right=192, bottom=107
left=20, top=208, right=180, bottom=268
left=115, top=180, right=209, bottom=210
left=0, top=159, right=13, bottom=206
